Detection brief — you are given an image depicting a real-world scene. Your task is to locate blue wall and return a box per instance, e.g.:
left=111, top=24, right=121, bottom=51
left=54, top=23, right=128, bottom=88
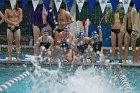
left=88, top=25, right=112, bottom=47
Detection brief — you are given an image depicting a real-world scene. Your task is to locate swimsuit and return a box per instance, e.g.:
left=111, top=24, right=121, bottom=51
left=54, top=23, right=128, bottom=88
left=40, top=38, right=51, bottom=49
left=7, top=26, right=20, bottom=33
left=57, top=29, right=64, bottom=33
left=126, top=29, right=132, bottom=35
left=92, top=41, right=102, bottom=52
left=61, top=32, right=70, bottom=51
left=111, top=29, right=120, bottom=34
left=29, top=4, right=56, bottom=30
left=77, top=43, right=88, bottom=54
left=77, top=39, right=88, bottom=53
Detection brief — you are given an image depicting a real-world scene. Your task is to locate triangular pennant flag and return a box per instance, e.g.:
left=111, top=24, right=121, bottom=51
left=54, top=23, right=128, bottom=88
left=32, top=0, right=39, bottom=11
left=134, top=0, right=140, bottom=12
left=43, top=0, right=51, bottom=10
left=10, top=0, right=17, bottom=9
left=87, top=0, right=96, bottom=12
left=66, top=0, right=74, bottom=11
left=99, top=0, right=107, bottom=13
left=54, top=0, right=62, bottom=12
left=0, top=0, right=4, bottom=9
left=110, top=0, right=119, bottom=12
left=76, top=0, right=85, bottom=12
left=21, top=0, right=28, bottom=9
left=122, top=0, right=131, bottom=14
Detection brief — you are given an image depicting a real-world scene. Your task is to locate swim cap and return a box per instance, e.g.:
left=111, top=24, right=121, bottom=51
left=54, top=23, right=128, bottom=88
left=78, top=31, right=84, bottom=38
left=43, top=28, right=48, bottom=33
left=92, top=31, right=98, bottom=38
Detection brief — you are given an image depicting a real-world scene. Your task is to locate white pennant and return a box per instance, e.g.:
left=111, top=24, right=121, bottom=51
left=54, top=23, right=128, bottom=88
left=10, top=0, right=17, bottom=9
left=99, top=0, right=107, bottom=13
left=54, top=0, right=62, bottom=12
left=32, top=0, right=39, bottom=11
left=76, top=0, right=85, bottom=12
left=122, top=0, right=131, bottom=14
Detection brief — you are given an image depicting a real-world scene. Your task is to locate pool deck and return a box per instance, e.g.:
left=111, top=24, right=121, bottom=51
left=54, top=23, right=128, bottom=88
left=0, top=60, right=140, bottom=68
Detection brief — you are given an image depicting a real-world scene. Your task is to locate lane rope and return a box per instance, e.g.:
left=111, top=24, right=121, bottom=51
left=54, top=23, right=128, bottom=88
left=0, top=71, right=30, bottom=92
left=118, top=66, right=132, bottom=93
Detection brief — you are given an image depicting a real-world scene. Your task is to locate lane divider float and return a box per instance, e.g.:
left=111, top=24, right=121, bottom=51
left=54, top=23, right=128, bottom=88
left=0, top=71, right=30, bottom=92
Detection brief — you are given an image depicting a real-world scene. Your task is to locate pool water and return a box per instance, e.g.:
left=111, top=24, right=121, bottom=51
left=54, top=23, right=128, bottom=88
left=0, top=65, right=139, bottom=93
left=124, top=68, right=140, bottom=93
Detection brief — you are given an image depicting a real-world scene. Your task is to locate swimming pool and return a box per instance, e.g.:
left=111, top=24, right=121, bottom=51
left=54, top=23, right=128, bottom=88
left=0, top=63, right=140, bottom=93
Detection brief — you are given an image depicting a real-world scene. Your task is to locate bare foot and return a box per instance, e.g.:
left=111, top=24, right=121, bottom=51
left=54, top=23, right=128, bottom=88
left=8, top=57, right=12, bottom=61
left=16, top=57, right=20, bottom=61
left=123, top=61, right=127, bottom=64
left=133, top=62, right=139, bottom=64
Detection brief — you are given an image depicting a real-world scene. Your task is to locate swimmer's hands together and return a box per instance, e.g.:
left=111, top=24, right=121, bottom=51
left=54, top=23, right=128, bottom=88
left=13, top=22, right=19, bottom=26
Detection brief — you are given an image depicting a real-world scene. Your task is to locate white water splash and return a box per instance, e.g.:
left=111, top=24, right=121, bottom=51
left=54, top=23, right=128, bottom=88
left=26, top=59, right=124, bottom=93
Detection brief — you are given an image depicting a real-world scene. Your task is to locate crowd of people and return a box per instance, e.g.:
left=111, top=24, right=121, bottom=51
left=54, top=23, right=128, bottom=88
left=0, top=0, right=139, bottom=64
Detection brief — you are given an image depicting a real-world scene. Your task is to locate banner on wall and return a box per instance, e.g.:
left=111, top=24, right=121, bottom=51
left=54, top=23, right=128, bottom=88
left=21, top=0, right=28, bottom=9
left=10, top=0, right=17, bottom=9
left=43, top=0, right=51, bottom=10
left=32, top=0, right=39, bottom=11
left=110, top=0, right=119, bottom=12
left=54, top=0, right=62, bottom=12
left=0, top=0, right=4, bottom=9
left=99, top=0, right=107, bottom=13
left=134, top=0, right=140, bottom=12
left=66, top=0, right=74, bottom=11
left=87, top=0, right=96, bottom=12
left=76, top=0, right=85, bottom=12
left=122, top=0, right=131, bottom=13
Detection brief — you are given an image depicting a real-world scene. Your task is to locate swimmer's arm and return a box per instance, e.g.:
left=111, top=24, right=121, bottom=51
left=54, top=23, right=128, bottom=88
left=0, top=11, right=4, bottom=24
left=50, top=38, right=54, bottom=47
left=35, top=39, right=41, bottom=49
left=17, top=8, right=23, bottom=24
left=34, top=38, right=41, bottom=55
left=4, top=9, right=15, bottom=25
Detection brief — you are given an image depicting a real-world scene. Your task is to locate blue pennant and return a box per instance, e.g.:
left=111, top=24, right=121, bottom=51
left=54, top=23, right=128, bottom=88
left=110, top=0, right=119, bottom=12
left=0, top=0, right=4, bottom=9
left=66, top=0, right=74, bottom=11
left=21, top=0, right=28, bottom=9
left=87, top=0, right=96, bottom=12
left=134, top=0, right=140, bottom=12
left=43, top=0, right=51, bottom=10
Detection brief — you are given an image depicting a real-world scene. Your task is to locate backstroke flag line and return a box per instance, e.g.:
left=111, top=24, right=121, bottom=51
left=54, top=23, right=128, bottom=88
left=134, top=0, right=140, bottom=12
left=43, top=0, right=51, bottom=10
left=10, top=0, right=17, bottom=9
left=54, top=0, right=62, bottom=12
left=21, top=0, right=28, bottom=9
left=76, top=0, right=85, bottom=13
left=66, top=0, right=74, bottom=11
left=88, top=0, right=96, bottom=12
left=122, top=0, right=131, bottom=14
left=110, top=0, right=119, bottom=12
left=0, top=0, right=4, bottom=9
left=32, top=0, right=39, bottom=11
left=99, top=0, right=107, bottom=13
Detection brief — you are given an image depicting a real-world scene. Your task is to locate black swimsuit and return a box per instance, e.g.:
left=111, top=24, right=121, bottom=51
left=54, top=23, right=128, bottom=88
left=77, top=43, right=88, bottom=54
left=126, top=29, right=132, bottom=35
left=57, top=29, right=64, bottom=33
left=111, top=29, right=120, bottom=34
left=36, top=24, right=47, bottom=30
left=7, top=26, right=20, bottom=33
left=40, top=38, right=51, bottom=49
left=92, top=41, right=102, bottom=52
